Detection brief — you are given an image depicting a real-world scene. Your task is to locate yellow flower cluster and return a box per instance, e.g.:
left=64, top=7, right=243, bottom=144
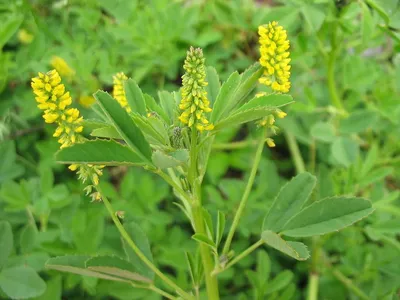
left=113, top=72, right=131, bottom=112
left=31, top=70, right=83, bottom=148
left=51, top=56, right=75, bottom=78
left=31, top=70, right=104, bottom=193
left=178, top=47, right=214, bottom=131
left=258, top=21, right=291, bottom=93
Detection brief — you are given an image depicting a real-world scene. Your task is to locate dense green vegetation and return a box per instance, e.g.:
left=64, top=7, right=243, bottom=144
left=1, top=0, right=399, bottom=299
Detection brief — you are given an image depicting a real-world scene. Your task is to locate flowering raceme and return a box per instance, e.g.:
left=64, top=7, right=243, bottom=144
left=31, top=70, right=104, bottom=193
left=179, top=47, right=214, bottom=131
left=258, top=21, right=291, bottom=93
left=113, top=72, right=131, bottom=112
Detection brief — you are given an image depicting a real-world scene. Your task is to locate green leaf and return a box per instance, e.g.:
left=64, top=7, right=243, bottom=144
left=236, top=94, right=293, bottom=113
left=90, top=126, right=122, bottom=139
left=261, top=231, right=309, bottom=261
left=214, top=94, right=293, bottom=130
left=263, top=172, right=317, bottom=233
left=0, top=221, right=13, bottom=268
left=331, top=137, right=359, bottom=167
left=46, top=256, right=127, bottom=282
left=86, top=256, right=152, bottom=283
left=339, top=110, right=378, bottom=134
left=94, top=91, right=152, bottom=161
left=132, top=115, right=169, bottom=146
left=282, top=197, right=374, bottom=237
left=301, top=5, right=326, bottom=33
left=359, top=167, right=393, bottom=187
left=19, top=224, right=37, bottom=254
left=215, top=211, right=226, bottom=247
left=122, top=222, right=154, bottom=280
left=192, top=233, right=216, bottom=250
left=158, top=91, right=176, bottom=124
left=124, top=79, right=147, bottom=115
left=365, top=0, right=390, bottom=24
left=310, top=122, right=336, bottom=142
left=230, top=64, right=263, bottom=108
left=360, top=143, right=378, bottom=178
left=205, top=66, right=221, bottom=106
left=152, top=150, right=189, bottom=169
left=211, top=71, right=241, bottom=122
left=144, top=94, right=169, bottom=123
left=0, top=15, right=23, bottom=49
left=265, top=270, right=293, bottom=295
left=56, top=140, right=146, bottom=166
left=0, top=266, right=46, bottom=299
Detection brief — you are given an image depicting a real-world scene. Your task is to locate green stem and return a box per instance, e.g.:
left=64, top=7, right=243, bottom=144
left=189, top=127, right=220, bottom=300
left=284, top=132, right=306, bottom=174
left=222, top=128, right=267, bottom=255
left=214, top=240, right=263, bottom=275
left=192, top=203, right=220, bottom=299
left=331, top=269, right=369, bottom=300
left=212, top=139, right=260, bottom=150
left=96, top=185, right=192, bottom=300
left=307, top=273, right=319, bottom=300
left=131, top=283, right=177, bottom=300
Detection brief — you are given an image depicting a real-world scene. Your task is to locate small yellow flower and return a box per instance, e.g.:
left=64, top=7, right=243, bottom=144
left=112, top=72, right=131, bottom=112
left=51, top=56, right=75, bottom=78
left=258, top=21, right=291, bottom=93
left=276, top=110, right=287, bottom=119
left=178, top=47, right=213, bottom=131
left=266, top=138, right=276, bottom=148
left=79, top=95, right=96, bottom=108
left=18, top=29, right=34, bottom=44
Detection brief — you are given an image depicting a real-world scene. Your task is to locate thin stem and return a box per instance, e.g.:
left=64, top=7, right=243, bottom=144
left=149, top=285, right=177, bottom=300
left=222, top=128, right=267, bottom=255
left=331, top=269, right=369, bottom=300
left=214, top=240, right=263, bottom=275
left=307, top=273, right=319, bottom=300
left=156, top=170, right=191, bottom=203
left=189, top=127, right=220, bottom=300
left=96, top=185, right=193, bottom=300
left=284, top=132, right=306, bottom=174
left=192, top=203, right=220, bottom=299
left=131, top=283, right=177, bottom=300
left=212, top=139, right=260, bottom=150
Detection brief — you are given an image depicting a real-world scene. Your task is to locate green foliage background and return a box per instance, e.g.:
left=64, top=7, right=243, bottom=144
left=0, top=0, right=399, bottom=299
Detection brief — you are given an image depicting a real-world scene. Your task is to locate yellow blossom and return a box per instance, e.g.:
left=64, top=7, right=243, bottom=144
left=79, top=95, right=96, bottom=108
left=18, top=29, right=34, bottom=44
left=112, top=72, right=131, bottom=112
left=31, top=70, right=104, bottom=189
left=266, top=138, right=276, bottom=148
left=178, top=47, right=213, bottom=131
left=258, top=21, right=291, bottom=93
left=51, top=56, right=75, bottom=78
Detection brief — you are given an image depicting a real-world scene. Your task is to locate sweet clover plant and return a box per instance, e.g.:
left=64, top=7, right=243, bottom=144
left=26, top=20, right=376, bottom=299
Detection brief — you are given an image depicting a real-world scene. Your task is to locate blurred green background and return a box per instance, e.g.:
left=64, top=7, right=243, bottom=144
left=1, top=0, right=399, bottom=299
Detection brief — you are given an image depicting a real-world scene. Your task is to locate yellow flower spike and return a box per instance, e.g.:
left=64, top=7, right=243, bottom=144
left=258, top=21, right=291, bottom=93
left=112, top=72, right=131, bottom=113
left=31, top=70, right=105, bottom=192
left=50, top=56, right=75, bottom=78
left=179, top=47, right=213, bottom=131
left=266, top=138, right=276, bottom=148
